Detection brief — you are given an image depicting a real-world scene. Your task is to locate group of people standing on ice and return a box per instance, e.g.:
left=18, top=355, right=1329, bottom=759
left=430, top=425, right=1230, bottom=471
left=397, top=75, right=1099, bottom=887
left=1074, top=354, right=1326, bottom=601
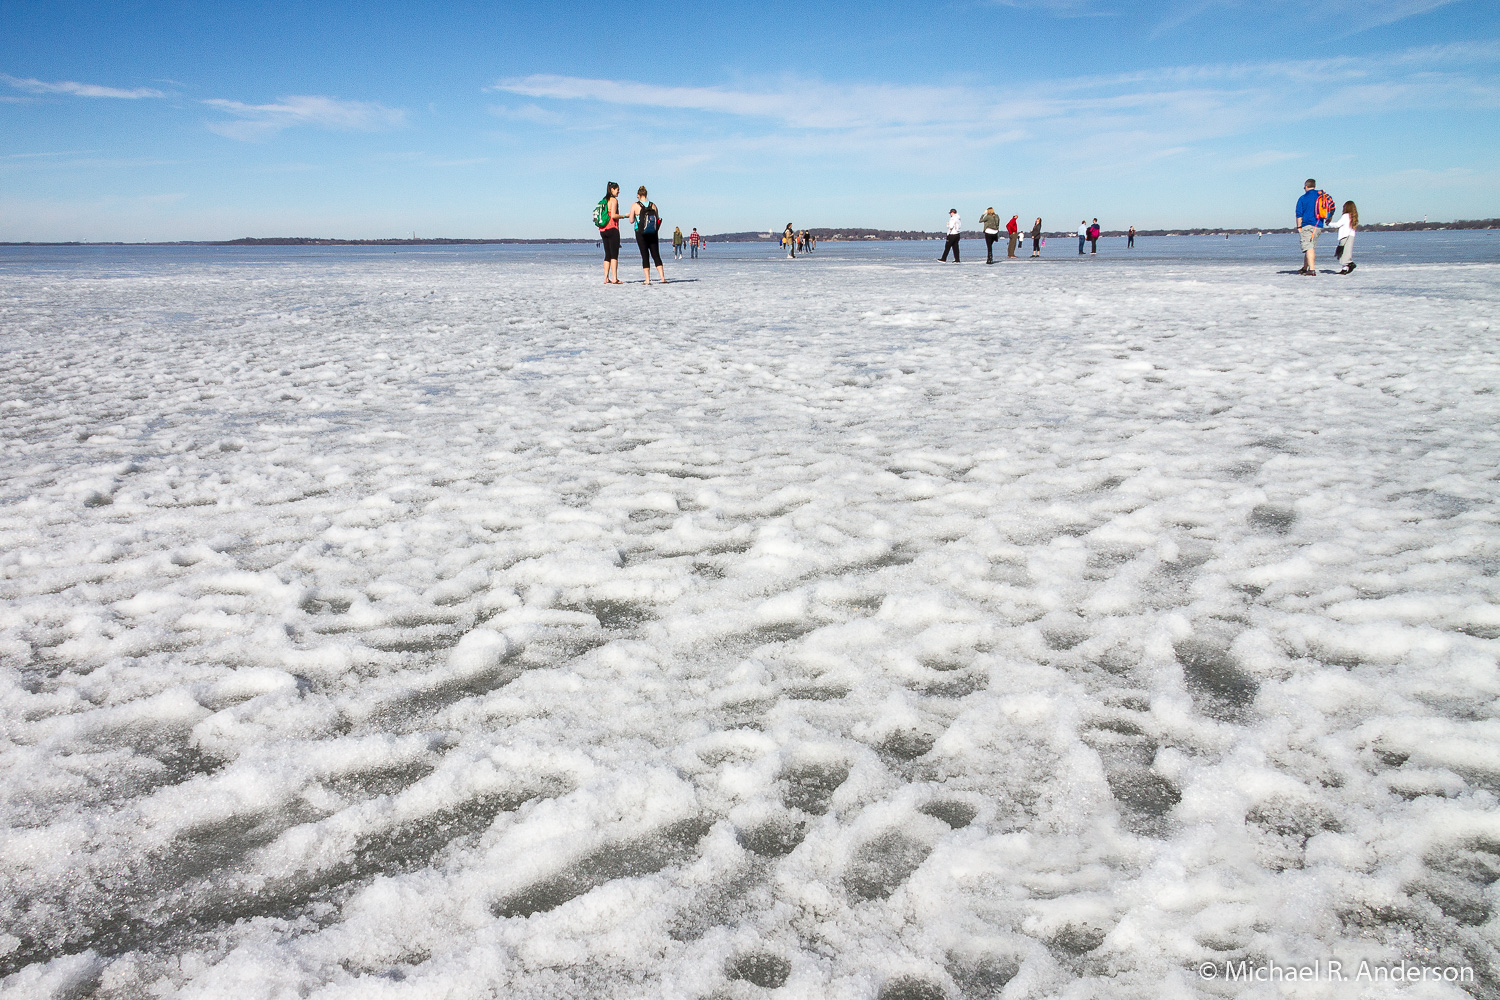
left=948, top=212, right=1132, bottom=263
left=1077, top=220, right=1103, bottom=255
left=943, top=210, right=1046, bottom=263
left=781, top=226, right=815, bottom=257
left=594, top=177, right=1361, bottom=280
left=594, top=181, right=705, bottom=284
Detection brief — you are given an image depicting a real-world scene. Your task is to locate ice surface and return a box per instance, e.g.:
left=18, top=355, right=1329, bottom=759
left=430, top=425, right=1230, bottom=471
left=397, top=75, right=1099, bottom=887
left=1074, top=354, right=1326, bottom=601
left=1, top=236, right=1498, bottom=999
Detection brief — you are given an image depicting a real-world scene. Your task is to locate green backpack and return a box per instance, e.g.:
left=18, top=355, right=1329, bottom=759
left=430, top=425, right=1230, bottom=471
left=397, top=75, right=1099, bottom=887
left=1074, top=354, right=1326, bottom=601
left=592, top=197, right=610, bottom=229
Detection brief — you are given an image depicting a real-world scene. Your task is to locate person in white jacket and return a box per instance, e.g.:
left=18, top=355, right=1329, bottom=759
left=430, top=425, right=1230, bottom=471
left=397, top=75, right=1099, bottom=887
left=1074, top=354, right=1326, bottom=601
left=1331, top=200, right=1358, bottom=274
left=940, top=209, right=962, bottom=263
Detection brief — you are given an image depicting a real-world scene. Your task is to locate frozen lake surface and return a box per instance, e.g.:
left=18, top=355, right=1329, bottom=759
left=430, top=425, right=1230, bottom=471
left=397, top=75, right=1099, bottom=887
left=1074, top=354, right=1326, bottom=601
left=2, top=234, right=1498, bottom=999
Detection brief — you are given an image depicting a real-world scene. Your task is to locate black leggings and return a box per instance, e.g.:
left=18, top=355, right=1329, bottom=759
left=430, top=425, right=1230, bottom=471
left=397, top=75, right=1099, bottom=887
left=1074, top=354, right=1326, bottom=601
left=941, top=235, right=961, bottom=261
left=602, top=229, right=620, bottom=261
left=636, top=231, right=662, bottom=268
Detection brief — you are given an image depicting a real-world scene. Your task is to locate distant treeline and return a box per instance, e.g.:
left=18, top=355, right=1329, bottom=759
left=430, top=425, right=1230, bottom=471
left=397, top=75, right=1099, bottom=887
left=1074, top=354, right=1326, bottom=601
left=704, top=220, right=1500, bottom=242
left=1359, top=219, right=1499, bottom=232
left=0, top=237, right=596, bottom=247
left=206, top=237, right=597, bottom=246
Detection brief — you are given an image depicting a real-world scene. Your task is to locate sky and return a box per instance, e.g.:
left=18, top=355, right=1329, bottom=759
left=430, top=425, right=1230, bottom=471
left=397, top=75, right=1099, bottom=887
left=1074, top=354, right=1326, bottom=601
left=1, top=0, right=1497, bottom=240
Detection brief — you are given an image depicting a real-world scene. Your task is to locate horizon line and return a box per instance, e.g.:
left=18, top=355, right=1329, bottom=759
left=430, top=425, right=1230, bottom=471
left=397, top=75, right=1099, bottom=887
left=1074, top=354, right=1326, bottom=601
left=3, top=218, right=1497, bottom=248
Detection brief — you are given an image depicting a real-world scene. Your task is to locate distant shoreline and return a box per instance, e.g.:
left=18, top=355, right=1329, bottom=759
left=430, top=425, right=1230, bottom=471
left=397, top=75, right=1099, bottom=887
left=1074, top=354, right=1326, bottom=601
left=1, top=220, right=1494, bottom=247
left=703, top=220, right=1500, bottom=242
left=0, top=237, right=597, bottom=247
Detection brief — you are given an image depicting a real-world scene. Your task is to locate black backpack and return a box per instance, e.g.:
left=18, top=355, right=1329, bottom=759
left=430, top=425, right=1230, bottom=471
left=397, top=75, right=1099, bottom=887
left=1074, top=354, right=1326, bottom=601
left=638, top=203, right=659, bottom=235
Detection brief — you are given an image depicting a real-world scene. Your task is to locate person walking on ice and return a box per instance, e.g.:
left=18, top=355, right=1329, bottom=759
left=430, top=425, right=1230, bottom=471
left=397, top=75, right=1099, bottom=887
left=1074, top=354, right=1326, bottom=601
left=940, top=209, right=962, bottom=262
left=689, top=228, right=700, bottom=258
left=783, top=223, right=796, bottom=257
left=980, top=206, right=1000, bottom=264
left=1006, top=214, right=1019, bottom=258
left=1088, top=219, right=1100, bottom=254
left=672, top=226, right=684, bottom=259
left=1294, top=177, right=1335, bottom=275
left=1331, top=200, right=1358, bottom=274
left=1127, top=225, right=1135, bottom=248
left=1077, top=221, right=1087, bottom=255
left=1030, top=218, right=1043, bottom=257
left=626, top=185, right=667, bottom=284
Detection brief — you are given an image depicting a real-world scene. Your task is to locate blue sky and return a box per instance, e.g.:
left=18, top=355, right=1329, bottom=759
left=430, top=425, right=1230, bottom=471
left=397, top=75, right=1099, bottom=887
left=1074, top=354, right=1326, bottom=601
left=2, top=0, right=1497, bottom=240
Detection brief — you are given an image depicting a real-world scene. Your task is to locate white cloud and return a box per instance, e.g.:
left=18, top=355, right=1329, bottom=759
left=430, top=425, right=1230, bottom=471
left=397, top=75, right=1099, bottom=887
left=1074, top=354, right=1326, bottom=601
left=1152, top=0, right=1464, bottom=33
left=1219, top=149, right=1301, bottom=171
left=374, top=151, right=491, bottom=168
left=1, top=150, right=98, bottom=160
left=1, top=73, right=163, bottom=98
left=489, top=42, right=1500, bottom=166
left=987, top=0, right=1115, bottom=15
left=493, top=75, right=986, bottom=130
left=986, top=0, right=1461, bottom=30
left=0, top=155, right=183, bottom=170
left=203, top=95, right=406, bottom=140
left=1345, top=0, right=1462, bottom=28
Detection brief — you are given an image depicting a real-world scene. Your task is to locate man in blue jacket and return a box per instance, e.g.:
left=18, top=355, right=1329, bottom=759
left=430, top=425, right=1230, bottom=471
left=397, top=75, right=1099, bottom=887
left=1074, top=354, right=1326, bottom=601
left=1295, top=178, right=1326, bottom=275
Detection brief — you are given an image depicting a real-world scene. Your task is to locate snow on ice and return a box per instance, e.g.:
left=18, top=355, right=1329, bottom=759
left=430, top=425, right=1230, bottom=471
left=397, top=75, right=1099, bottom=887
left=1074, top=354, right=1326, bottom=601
left=1, top=240, right=1498, bottom=999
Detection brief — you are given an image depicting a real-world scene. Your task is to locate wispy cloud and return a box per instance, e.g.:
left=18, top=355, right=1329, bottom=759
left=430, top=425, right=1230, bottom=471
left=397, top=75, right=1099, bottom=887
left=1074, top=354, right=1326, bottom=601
left=986, top=0, right=1462, bottom=31
left=489, top=42, right=1500, bottom=166
left=1348, top=0, right=1463, bottom=28
left=375, top=151, right=491, bottom=168
left=2, top=150, right=99, bottom=160
left=1152, top=0, right=1464, bottom=34
left=1220, top=149, right=1300, bottom=171
left=494, top=75, right=1034, bottom=132
left=1, top=73, right=164, bottom=98
left=0, top=155, right=184, bottom=171
left=202, top=95, right=406, bottom=141
left=987, top=0, right=1115, bottom=16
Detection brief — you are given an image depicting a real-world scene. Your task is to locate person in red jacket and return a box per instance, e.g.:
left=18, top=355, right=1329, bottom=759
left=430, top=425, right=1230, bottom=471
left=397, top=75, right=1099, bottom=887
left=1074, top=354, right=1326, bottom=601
left=1006, top=215, right=1019, bottom=259
left=1088, top=218, right=1100, bottom=254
